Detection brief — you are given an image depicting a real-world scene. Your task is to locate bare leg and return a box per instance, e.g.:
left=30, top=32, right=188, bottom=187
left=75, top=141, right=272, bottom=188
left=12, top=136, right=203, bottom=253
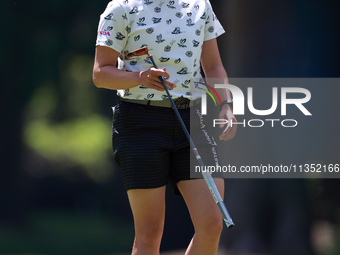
left=127, top=186, right=166, bottom=255
left=177, top=179, right=224, bottom=255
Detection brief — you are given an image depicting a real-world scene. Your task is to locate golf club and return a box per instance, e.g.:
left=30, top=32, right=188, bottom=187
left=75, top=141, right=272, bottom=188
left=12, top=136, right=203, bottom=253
left=125, top=46, right=235, bottom=229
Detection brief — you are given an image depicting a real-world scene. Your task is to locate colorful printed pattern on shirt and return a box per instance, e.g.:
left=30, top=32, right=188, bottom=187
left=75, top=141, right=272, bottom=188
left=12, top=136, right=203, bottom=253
left=96, top=0, right=225, bottom=100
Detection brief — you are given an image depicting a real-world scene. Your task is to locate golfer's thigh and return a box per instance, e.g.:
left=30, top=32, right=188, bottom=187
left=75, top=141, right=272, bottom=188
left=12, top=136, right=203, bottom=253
left=127, top=186, right=166, bottom=234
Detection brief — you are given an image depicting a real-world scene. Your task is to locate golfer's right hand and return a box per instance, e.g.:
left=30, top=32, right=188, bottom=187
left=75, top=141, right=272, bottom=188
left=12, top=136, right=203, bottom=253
left=138, top=68, right=177, bottom=91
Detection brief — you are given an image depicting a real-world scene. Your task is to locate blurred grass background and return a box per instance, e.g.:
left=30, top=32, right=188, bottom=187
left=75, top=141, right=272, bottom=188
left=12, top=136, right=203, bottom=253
left=0, top=210, right=133, bottom=254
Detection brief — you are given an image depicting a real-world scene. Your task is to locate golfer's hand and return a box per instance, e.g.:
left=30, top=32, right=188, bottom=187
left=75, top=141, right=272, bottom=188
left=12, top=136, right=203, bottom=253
left=139, top=68, right=177, bottom=91
left=218, top=105, right=237, bottom=141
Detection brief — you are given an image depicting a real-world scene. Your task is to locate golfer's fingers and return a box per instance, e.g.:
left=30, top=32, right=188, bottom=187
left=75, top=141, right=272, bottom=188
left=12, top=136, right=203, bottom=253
left=139, top=70, right=163, bottom=91
left=146, top=74, right=176, bottom=91
left=150, top=68, right=177, bottom=88
left=218, top=111, right=227, bottom=128
left=219, top=128, right=236, bottom=141
left=152, top=67, right=170, bottom=79
left=146, top=75, right=169, bottom=91
left=140, top=69, right=176, bottom=90
left=219, top=119, right=237, bottom=141
left=143, top=68, right=169, bottom=81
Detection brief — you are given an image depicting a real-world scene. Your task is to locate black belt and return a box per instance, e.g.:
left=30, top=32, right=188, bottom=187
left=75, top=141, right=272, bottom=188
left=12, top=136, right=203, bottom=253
left=120, top=97, right=201, bottom=109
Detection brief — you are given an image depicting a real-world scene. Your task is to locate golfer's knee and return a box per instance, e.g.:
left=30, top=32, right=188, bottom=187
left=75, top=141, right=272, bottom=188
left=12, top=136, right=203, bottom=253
left=136, top=224, right=163, bottom=247
left=196, top=215, right=223, bottom=238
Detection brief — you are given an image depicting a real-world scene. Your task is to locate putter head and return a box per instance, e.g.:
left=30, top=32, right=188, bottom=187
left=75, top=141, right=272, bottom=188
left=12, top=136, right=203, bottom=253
left=125, top=46, right=149, bottom=59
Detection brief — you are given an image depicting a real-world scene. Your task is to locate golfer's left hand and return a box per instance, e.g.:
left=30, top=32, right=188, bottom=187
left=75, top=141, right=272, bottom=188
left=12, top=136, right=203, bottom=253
left=218, top=105, right=237, bottom=141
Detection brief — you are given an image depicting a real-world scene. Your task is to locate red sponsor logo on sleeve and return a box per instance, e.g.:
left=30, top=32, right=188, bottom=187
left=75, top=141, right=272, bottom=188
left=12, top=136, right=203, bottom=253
left=98, top=31, right=111, bottom=36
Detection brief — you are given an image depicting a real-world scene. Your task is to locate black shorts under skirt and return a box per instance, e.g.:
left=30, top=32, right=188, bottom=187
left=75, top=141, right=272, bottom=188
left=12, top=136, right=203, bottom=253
left=112, top=100, right=220, bottom=195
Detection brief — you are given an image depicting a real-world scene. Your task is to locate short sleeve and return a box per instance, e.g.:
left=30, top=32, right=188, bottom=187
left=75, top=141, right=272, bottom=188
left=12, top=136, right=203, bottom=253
left=203, top=1, right=225, bottom=41
left=95, top=1, right=128, bottom=53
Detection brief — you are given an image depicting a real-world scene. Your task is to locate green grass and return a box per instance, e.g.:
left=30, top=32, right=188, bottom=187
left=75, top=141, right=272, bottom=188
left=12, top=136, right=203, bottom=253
left=0, top=209, right=134, bottom=254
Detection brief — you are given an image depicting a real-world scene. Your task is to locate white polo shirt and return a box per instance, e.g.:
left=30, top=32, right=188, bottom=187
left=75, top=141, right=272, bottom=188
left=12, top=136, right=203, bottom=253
left=96, top=0, right=225, bottom=100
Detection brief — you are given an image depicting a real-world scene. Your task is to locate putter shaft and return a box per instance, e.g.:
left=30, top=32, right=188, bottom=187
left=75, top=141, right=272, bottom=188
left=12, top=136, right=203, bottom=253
left=124, top=48, right=235, bottom=229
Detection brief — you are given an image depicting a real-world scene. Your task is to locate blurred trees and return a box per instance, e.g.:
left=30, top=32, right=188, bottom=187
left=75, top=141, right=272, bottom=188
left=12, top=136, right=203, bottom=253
left=0, top=0, right=117, bottom=226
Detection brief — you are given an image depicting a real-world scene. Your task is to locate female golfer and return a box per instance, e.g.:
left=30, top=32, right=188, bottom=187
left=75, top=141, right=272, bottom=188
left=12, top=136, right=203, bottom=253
left=93, top=0, right=237, bottom=254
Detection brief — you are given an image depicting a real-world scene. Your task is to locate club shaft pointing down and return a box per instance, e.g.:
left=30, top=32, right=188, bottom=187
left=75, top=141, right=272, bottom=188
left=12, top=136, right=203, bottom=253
left=125, top=47, right=235, bottom=229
